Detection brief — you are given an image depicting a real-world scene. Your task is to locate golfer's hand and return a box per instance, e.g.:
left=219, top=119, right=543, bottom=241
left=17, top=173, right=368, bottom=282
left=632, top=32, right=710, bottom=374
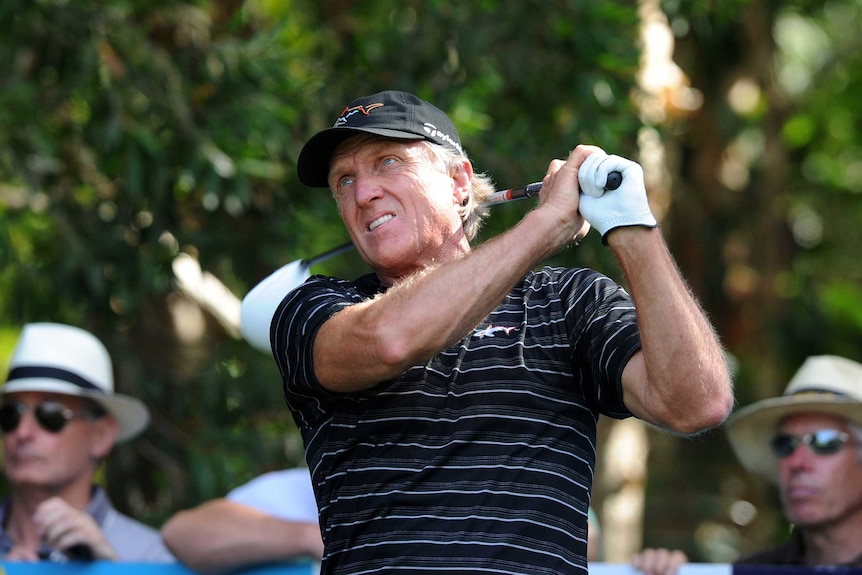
left=577, top=151, right=657, bottom=243
left=34, top=497, right=117, bottom=561
left=631, top=547, right=689, bottom=575
left=537, top=146, right=600, bottom=244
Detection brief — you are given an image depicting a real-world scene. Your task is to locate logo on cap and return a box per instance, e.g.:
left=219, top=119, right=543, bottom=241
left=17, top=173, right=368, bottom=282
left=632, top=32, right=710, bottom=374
left=423, top=122, right=462, bottom=155
left=334, top=103, right=385, bottom=127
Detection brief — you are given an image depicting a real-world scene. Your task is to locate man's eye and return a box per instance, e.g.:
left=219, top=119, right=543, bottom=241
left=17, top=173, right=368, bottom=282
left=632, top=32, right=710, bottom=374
left=337, top=176, right=354, bottom=189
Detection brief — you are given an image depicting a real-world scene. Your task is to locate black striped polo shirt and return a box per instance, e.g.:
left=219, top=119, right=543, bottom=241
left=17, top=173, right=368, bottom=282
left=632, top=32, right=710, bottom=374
left=272, top=265, right=641, bottom=575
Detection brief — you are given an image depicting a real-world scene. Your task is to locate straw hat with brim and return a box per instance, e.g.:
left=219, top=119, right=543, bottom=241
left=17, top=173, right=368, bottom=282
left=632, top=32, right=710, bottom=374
left=1, top=322, right=150, bottom=442
left=727, top=354, right=862, bottom=483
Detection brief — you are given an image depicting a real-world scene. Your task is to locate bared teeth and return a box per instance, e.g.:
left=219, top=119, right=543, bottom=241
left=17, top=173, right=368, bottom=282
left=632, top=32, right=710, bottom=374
left=368, top=214, right=394, bottom=231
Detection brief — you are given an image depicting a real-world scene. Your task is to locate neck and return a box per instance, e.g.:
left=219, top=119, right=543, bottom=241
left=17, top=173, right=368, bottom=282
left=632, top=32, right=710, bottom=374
left=802, top=518, right=862, bottom=565
left=378, top=235, right=471, bottom=287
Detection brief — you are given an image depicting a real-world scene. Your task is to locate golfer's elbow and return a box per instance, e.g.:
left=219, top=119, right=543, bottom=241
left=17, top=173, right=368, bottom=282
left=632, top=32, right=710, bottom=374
left=374, top=322, right=433, bottom=373
left=679, top=401, right=733, bottom=436
left=669, top=378, right=734, bottom=436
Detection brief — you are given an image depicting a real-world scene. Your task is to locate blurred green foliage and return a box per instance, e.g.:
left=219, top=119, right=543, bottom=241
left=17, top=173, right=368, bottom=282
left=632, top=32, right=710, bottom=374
left=0, top=0, right=860, bottom=561
left=0, top=0, right=641, bottom=526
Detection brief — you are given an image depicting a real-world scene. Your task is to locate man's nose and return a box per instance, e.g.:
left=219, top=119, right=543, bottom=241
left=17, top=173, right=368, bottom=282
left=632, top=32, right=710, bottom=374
left=353, top=175, right=384, bottom=205
left=11, top=408, right=40, bottom=438
left=781, top=442, right=814, bottom=470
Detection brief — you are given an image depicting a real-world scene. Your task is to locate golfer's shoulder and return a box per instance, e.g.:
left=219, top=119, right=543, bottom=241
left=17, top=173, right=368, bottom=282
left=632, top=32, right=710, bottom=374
left=295, top=273, right=380, bottom=300
left=523, top=265, right=609, bottom=293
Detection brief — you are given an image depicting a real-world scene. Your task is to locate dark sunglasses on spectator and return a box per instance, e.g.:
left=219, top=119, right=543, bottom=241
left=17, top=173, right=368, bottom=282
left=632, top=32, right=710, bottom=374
left=0, top=401, right=96, bottom=434
left=770, top=428, right=850, bottom=458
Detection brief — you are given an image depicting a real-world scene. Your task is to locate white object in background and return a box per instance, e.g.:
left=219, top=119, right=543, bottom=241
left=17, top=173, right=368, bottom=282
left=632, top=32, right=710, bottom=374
left=240, top=260, right=312, bottom=354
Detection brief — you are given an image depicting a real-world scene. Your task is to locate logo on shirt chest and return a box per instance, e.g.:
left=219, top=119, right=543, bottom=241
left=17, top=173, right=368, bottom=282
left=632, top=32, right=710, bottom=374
left=473, top=324, right=518, bottom=339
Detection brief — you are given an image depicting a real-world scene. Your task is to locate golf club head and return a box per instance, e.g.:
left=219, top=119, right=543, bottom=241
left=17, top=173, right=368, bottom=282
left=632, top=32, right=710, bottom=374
left=240, top=260, right=312, bottom=353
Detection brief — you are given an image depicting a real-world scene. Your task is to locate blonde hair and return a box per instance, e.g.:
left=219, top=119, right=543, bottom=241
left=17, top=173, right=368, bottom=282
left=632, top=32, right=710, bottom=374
left=421, top=141, right=494, bottom=242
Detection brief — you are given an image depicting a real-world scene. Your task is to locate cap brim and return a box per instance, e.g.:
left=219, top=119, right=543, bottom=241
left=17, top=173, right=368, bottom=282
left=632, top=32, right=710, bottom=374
left=1, top=380, right=150, bottom=442
left=726, top=395, right=862, bottom=482
left=297, top=127, right=426, bottom=188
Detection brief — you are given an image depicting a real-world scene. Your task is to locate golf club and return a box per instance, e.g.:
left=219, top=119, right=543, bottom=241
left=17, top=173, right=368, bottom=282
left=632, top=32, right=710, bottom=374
left=240, top=241, right=354, bottom=352
left=240, top=170, right=622, bottom=353
left=485, top=170, right=622, bottom=205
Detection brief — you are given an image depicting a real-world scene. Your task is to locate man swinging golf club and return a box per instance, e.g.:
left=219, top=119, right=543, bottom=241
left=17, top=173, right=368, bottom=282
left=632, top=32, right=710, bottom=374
left=256, top=89, right=733, bottom=574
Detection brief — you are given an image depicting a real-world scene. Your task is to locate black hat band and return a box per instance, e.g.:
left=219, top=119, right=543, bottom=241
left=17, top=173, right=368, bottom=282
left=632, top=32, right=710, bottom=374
left=5, top=366, right=103, bottom=393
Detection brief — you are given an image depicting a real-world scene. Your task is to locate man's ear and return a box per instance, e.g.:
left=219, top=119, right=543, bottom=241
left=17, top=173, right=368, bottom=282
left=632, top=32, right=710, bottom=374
left=89, top=416, right=119, bottom=460
left=452, top=160, right=473, bottom=206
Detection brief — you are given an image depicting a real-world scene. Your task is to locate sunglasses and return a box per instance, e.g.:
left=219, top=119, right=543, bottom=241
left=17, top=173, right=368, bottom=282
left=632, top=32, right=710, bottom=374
left=0, top=401, right=95, bottom=434
left=770, top=428, right=850, bottom=458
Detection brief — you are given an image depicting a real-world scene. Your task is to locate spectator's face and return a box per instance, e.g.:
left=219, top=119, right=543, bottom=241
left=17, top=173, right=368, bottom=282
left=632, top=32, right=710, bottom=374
left=329, top=137, right=469, bottom=284
left=775, top=413, right=862, bottom=528
left=1, top=391, right=116, bottom=492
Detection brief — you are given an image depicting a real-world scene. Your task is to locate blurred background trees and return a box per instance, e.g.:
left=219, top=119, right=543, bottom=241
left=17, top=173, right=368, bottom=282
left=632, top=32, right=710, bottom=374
left=1, top=0, right=860, bottom=563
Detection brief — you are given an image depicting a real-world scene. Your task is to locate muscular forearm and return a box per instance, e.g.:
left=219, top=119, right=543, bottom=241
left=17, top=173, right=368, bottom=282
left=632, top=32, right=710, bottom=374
left=610, top=227, right=733, bottom=435
left=315, top=206, right=581, bottom=392
left=162, top=501, right=323, bottom=574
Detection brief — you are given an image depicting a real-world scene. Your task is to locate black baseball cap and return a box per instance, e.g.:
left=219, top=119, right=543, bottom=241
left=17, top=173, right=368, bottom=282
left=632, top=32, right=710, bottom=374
left=296, top=90, right=464, bottom=188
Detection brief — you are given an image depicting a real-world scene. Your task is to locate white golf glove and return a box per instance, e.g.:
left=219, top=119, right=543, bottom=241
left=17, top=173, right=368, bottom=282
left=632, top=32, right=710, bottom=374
left=578, top=153, right=657, bottom=244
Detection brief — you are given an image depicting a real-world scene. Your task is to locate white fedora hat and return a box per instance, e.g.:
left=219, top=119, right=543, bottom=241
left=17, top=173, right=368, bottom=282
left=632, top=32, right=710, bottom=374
left=727, top=354, right=862, bottom=482
left=2, top=322, right=150, bottom=442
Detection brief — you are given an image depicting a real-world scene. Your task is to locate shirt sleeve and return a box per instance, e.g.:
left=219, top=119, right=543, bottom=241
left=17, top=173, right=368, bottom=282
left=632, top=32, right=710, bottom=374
left=561, top=268, right=641, bottom=418
left=270, top=274, right=367, bottom=432
left=226, top=469, right=319, bottom=524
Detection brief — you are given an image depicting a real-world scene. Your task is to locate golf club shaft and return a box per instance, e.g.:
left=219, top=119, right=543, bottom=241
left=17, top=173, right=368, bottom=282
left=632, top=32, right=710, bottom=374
left=485, top=170, right=622, bottom=206
left=303, top=241, right=356, bottom=266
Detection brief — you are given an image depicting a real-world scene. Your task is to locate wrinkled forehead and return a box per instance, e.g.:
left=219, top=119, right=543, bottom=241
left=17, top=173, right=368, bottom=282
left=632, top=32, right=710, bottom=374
left=328, top=136, right=432, bottom=182
left=332, top=134, right=426, bottom=163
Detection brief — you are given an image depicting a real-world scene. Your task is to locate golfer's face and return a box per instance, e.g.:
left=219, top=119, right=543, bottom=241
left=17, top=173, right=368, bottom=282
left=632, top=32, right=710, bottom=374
left=329, top=138, right=465, bottom=284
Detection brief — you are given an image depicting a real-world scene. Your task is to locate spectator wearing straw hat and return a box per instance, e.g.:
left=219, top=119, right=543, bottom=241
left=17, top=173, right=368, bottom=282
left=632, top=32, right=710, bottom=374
left=0, top=322, right=174, bottom=563
left=632, top=355, right=862, bottom=574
